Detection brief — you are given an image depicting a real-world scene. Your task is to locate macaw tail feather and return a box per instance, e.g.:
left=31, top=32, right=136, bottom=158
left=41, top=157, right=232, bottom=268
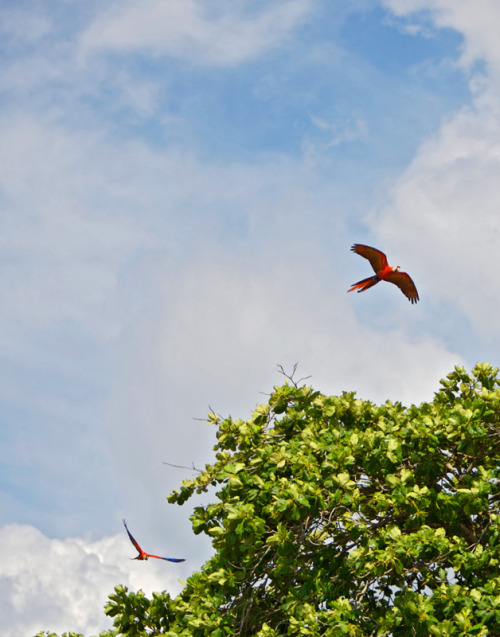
left=348, top=275, right=379, bottom=293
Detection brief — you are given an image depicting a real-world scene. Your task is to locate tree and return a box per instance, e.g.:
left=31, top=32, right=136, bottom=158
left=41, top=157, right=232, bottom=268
left=38, top=363, right=500, bottom=636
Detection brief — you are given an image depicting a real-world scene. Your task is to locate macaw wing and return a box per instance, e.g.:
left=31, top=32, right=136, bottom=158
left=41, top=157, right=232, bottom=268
left=146, top=553, right=186, bottom=562
left=385, top=271, right=419, bottom=304
left=351, top=244, right=388, bottom=273
left=123, top=520, right=143, bottom=554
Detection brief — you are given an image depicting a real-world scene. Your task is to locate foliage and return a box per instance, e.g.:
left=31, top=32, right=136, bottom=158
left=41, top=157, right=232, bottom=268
left=39, top=363, right=500, bottom=636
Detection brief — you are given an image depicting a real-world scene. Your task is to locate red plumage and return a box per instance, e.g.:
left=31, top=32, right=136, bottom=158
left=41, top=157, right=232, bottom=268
left=348, top=244, right=419, bottom=304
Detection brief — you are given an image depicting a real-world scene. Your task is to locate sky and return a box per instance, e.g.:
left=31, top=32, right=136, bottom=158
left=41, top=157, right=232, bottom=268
left=1, top=0, right=500, bottom=634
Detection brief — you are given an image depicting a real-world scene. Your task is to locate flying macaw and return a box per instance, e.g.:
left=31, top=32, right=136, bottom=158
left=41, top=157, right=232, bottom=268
left=123, top=519, right=185, bottom=562
left=348, top=244, right=419, bottom=304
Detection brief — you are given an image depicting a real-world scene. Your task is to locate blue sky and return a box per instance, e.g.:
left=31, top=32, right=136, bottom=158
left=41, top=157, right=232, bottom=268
left=1, top=1, right=500, bottom=634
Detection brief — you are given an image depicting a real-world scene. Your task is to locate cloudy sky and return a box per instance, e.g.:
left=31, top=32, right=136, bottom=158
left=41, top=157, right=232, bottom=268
left=1, top=0, right=500, bottom=634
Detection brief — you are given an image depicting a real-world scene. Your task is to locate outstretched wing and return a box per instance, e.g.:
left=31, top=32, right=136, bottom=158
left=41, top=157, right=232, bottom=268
left=148, top=554, right=186, bottom=563
left=385, top=271, right=419, bottom=304
left=351, top=244, right=388, bottom=273
left=124, top=520, right=185, bottom=562
left=123, top=519, right=143, bottom=555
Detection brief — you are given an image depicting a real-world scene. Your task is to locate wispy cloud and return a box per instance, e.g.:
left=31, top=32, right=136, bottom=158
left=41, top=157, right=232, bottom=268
left=302, top=113, right=368, bottom=162
left=384, top=0, right=500, bottom=75
left=80, top=0, right=313, bottom=66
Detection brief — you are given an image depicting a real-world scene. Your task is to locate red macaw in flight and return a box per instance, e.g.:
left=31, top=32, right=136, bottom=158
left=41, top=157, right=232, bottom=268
left=123, top=520, right=185, bottom=562
left=348, top=244, right=419, bottom=304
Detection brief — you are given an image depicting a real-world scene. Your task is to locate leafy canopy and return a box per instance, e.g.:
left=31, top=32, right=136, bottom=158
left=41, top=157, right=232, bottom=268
left=38, top=363, right=500, bottom=636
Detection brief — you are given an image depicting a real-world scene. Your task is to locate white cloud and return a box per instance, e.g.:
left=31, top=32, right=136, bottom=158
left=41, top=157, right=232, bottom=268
left=370, top=2, right=500, bottom=341
left=370, top=96, right=500, bottom=337
left=80, top=0, right=312, bottom=66
left=0, top=523, right=185, bottom=637
left=0, top=102, right=462, bottom=501
left=383, top=0, right=500, bottom=77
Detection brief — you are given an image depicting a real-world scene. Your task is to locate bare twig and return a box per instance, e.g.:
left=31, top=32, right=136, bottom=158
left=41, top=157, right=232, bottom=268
left=162, top=461, right=203, bottom=474
left=276, top=363, right=312, bottom=387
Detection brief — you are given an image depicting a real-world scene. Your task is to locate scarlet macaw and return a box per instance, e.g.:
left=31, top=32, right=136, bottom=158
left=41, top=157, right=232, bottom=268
left=123, top=519, right=185, bottom=562
left=348, top=244, right=419, bottom=304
